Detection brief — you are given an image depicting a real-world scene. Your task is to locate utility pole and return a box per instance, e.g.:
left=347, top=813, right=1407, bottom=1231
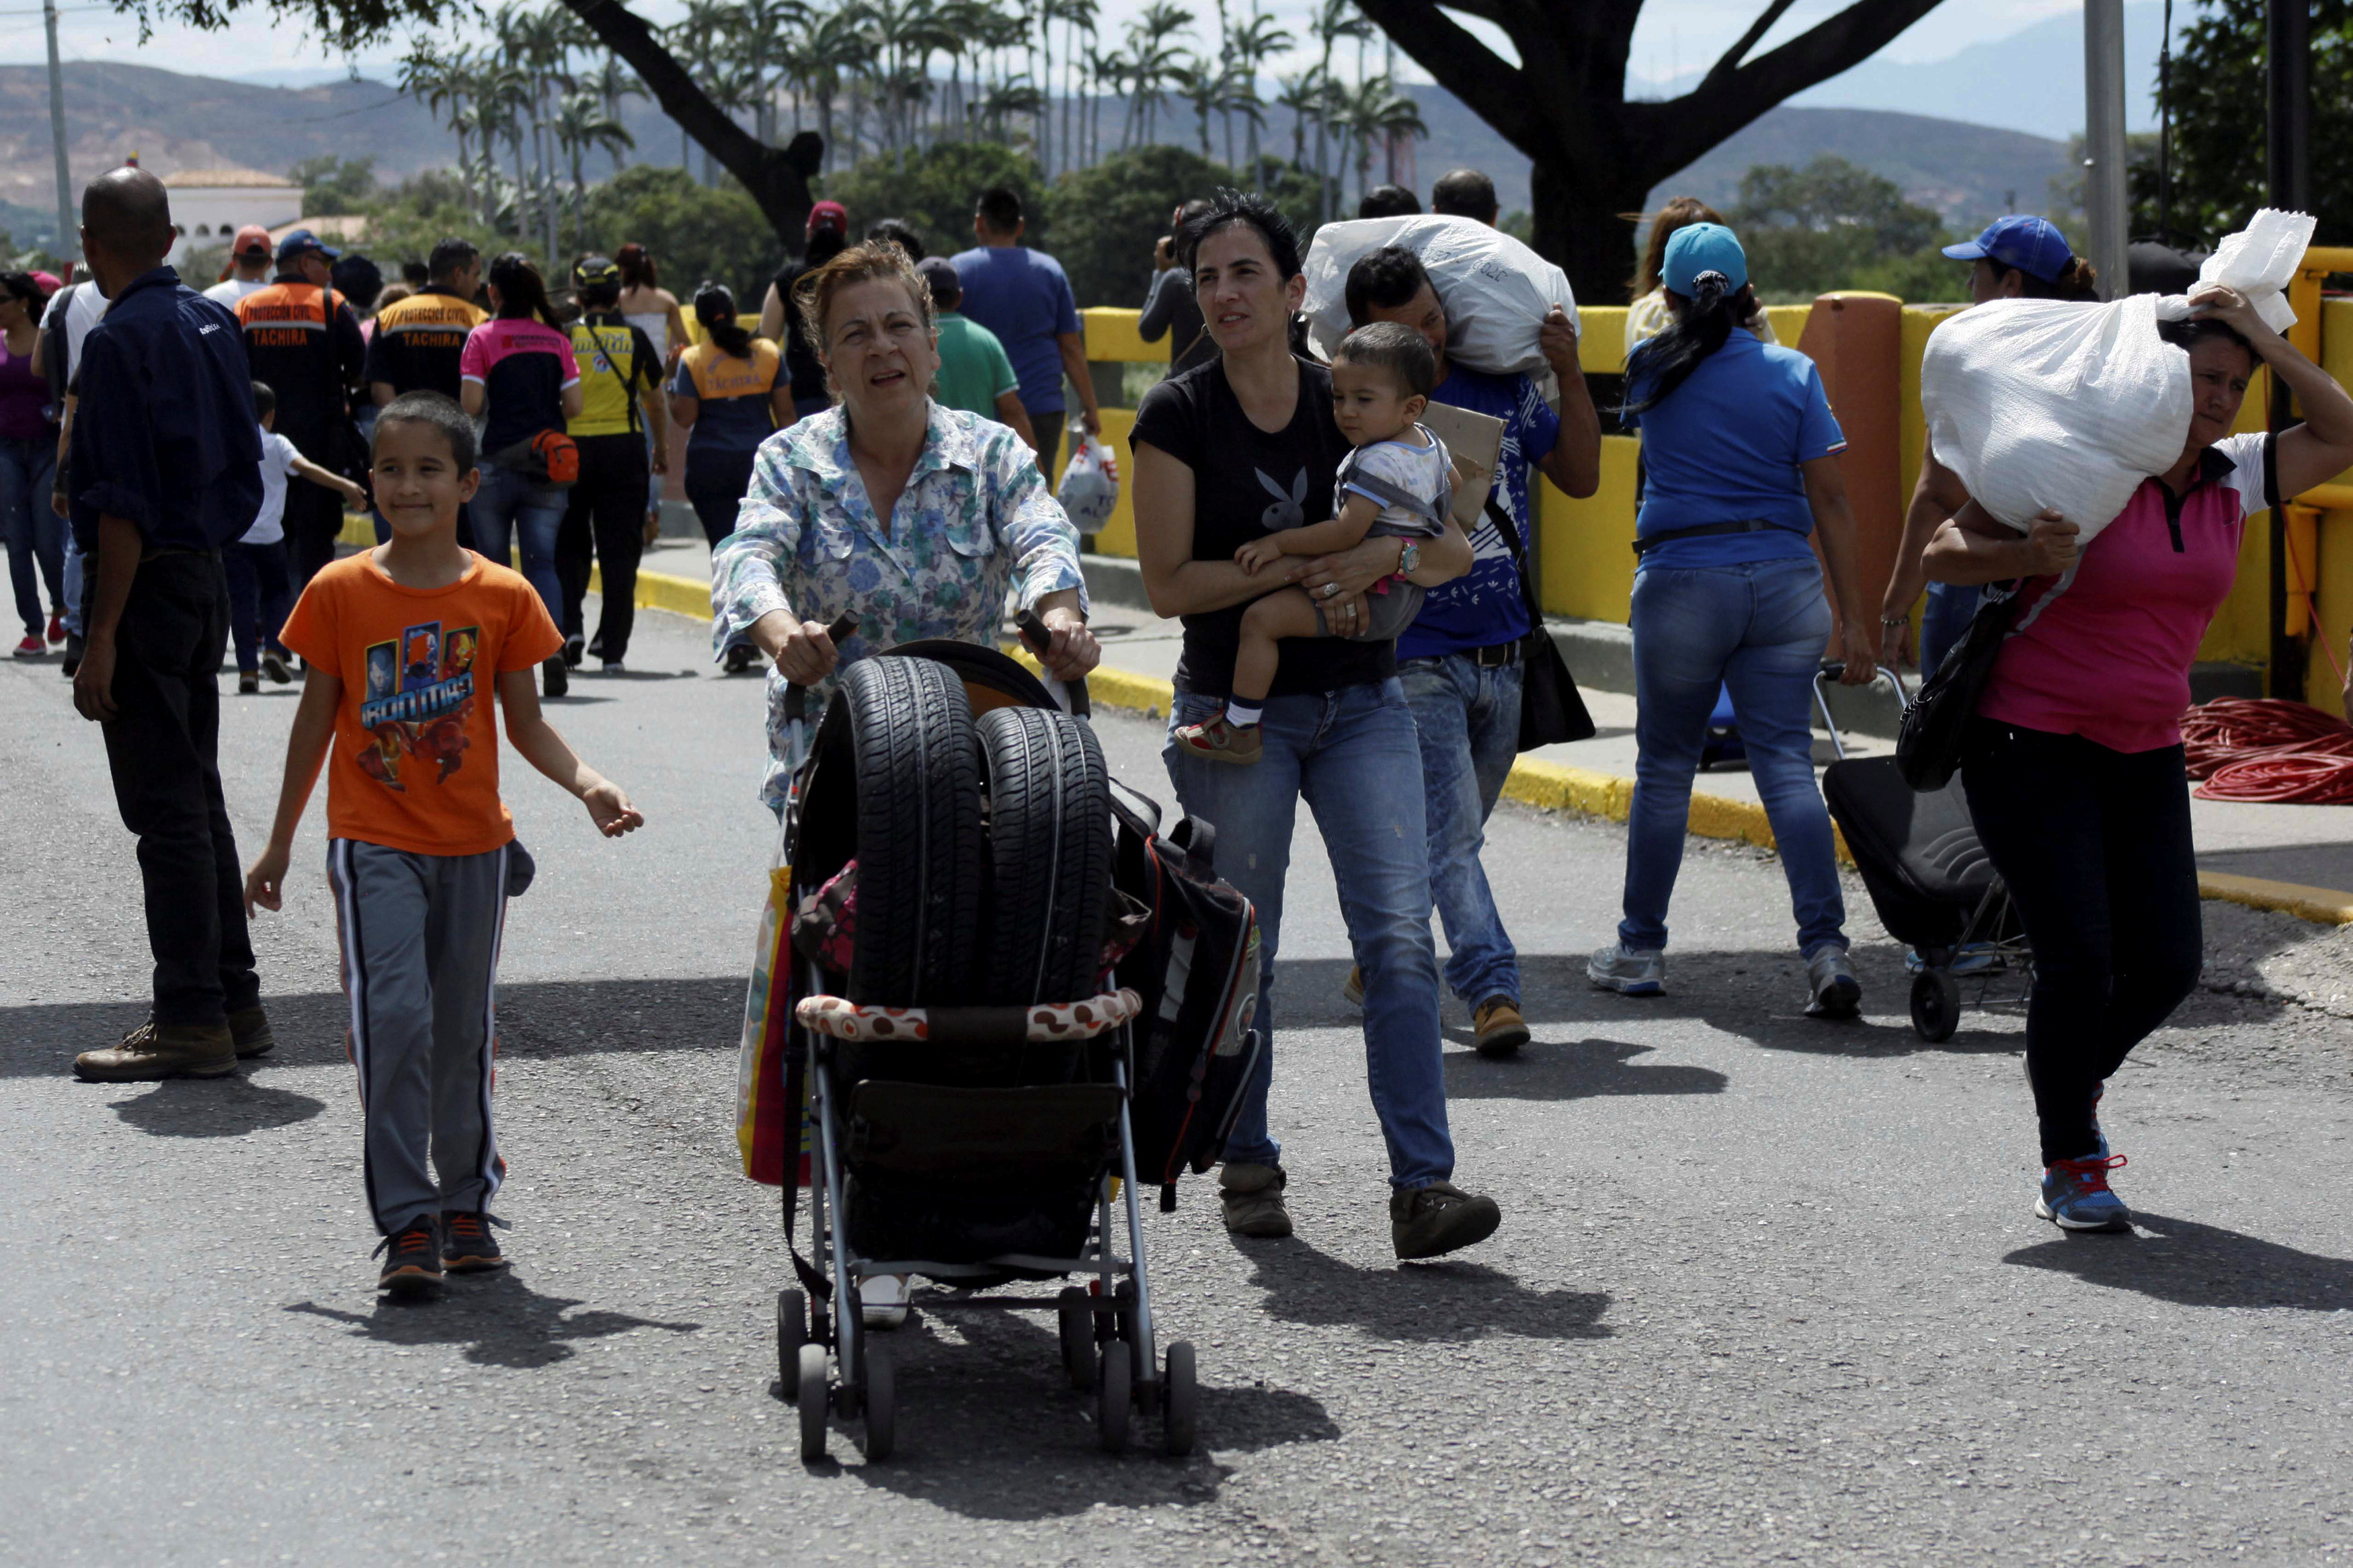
left=43, top=0, right=73, bottom=260
left=2265, top=0, right=2311, bottom=702
left=2081, top=0, right=2130, bottom=302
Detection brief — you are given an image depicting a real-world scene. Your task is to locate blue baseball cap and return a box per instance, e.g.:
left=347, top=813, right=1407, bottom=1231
left=1661, top=222, right=1748, bottom=296
left=1942, top=216, right=2072, bottom=284
left=275, top=227, right=340, bottom=263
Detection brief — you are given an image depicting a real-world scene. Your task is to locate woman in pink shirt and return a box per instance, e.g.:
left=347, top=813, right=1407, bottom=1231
left=1924, top=283, right=2353, bottom=1232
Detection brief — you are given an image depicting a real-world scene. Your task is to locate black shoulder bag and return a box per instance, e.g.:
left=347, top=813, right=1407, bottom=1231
left=1895, top=582, right=2021, bottom=791
left=1484, top=495, right=1596, bottom=749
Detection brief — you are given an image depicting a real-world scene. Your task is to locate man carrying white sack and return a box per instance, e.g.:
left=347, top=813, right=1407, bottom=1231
left=1921, top=279, right=2353, bottom=1235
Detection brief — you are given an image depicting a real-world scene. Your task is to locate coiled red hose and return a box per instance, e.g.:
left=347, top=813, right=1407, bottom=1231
left=2182, top=698, right=2353, bottom=802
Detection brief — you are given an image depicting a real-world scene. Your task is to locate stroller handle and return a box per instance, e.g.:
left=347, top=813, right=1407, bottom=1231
left=1015, top=609, right=1092, bottom=719
left=782, top=613, right=862, bottom=725
left=1812, top=659, right=1911, bottom=762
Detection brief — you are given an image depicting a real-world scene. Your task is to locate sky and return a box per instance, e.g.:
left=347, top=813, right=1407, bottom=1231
left=0, top=0, right=2104, bottom=89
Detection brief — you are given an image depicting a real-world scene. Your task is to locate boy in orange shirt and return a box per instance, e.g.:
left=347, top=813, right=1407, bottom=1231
left=245, top=391, right=643, bottom=1298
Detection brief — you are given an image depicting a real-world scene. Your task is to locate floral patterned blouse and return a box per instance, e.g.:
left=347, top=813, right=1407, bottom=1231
left=711, top=400, right=1089, bottom=813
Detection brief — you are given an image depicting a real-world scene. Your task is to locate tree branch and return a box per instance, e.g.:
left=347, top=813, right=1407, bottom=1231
left=1697, top=0, right=1802, bottom=94
left=1355, top=0, right=1536, bottom=153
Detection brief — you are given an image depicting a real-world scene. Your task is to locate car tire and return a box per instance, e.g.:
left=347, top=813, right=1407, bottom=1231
left=977, top=704, right=1112, bottom=1005
left=842, top=656, right=984, bottom=1006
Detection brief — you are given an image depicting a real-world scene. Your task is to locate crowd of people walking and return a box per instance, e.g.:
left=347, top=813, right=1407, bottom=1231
left=30, top=153, right=2353, bottom=1296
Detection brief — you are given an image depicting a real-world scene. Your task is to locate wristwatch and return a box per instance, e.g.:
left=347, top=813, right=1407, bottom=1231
left=1398, top=540, right=1421, bottom=575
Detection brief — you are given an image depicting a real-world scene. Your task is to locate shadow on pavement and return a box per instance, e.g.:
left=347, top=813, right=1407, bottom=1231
left=107, top=1077, right=327, bottom=1136
left=0, top=979, right=749, bottom=1079
left=1442, top=1036, right=1727, bottom=1101
left=833, top=1311, right=1337, bottom=1515
left=1237, top=1239, right=1611, bottom=1342
left=285, top=1274, right=701, bottom=1368
left=2003, top=1210, right=2353, bottom=1311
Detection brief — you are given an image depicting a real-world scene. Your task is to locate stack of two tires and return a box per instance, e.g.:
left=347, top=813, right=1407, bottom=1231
left=830, top=655, right=1113, bottom=1264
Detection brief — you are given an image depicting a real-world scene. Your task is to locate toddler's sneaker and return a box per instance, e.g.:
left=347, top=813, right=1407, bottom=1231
left=237, top=671, right=261, bottom=695
left=440, top=1210, right=510, bottom=1274
left=1589, top=942, right=1665, bottom=997
left=1804, top=945, right=1862, bottom=1020
left=376, top=1217, right=444, bottom=1297
left=1174, top=714, right=1262, bottom=764
left=260, top=649, right=292, bottom=685
left=2036, top=1154, right=2132, bottom=1233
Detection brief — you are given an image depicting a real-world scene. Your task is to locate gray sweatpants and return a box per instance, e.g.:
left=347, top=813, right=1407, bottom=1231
left=327, top=839, right=514, bottom=1236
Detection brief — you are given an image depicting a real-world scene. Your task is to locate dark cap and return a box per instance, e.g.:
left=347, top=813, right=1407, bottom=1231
left=914, top=254, right=961, bottom=308
left=276, top=226, right=340, bottom=263
left=573, top=254, right=623, bottom=290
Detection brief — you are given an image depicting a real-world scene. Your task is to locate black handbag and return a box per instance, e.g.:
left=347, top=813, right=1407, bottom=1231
left=1484, top=495, right=1596, bottom=749
left=1895, top=582, right=2022, bottom=791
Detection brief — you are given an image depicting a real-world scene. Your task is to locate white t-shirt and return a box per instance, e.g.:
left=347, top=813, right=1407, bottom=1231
left=1337, top=425, right=1453, bottom=540
left=204, top=276, right=270, bottom=308
left=244, top=429, right=301, bottom=546
left=42, top=281, right=110, bottom=377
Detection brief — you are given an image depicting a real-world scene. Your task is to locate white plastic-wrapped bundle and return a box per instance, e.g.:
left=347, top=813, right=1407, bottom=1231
left=1300, top=216, right=1578, bottom=375
left=2158, top=207, right=2315, bottom=334
left=1921, top=294, right=2189, bottom=541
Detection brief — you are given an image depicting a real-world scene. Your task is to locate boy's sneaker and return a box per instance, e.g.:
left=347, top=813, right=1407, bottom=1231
left=1804, top=945, right=1862, bottom=1020
left=1589, top=942, right=1665, bottom=997
left=1218, top=1162, right=1293, bottom=1238
left=260, top=650, right=292, bottom=685
left=601, top=659, right=625, bottom=675
left=237, top=671, right=261, bottom=695
left=73, top=1021, right=236, bottom=1081
left=1390, top=1182, right=1502, bottom=1260
left=722, top=643, right=760, bottom=675
left=1472, top=997, right=1530, bottom=1057
left=563, top=632, right=586, bottom=668
left=376, top=1218, right=444, bottom=1296
left=1174, top=714, right=1262, bottom=764
left=2036, top=1154, right=2132, bottom=1233
left=1341, top=965, right=1364, bottom=1006
left=12, top=633, right=42, bottom=658
left=227, top=1005, right=276, bottom=1059
left=440, top=1210, right=510, bottom=1274
left=47, top=612, right=65, bottom=645
left=541, top=657, right=568, bottom=698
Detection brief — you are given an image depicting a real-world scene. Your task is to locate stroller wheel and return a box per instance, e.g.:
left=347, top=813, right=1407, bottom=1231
left=1058, top=1286, right=1096, bottom=1391
left=797, top=1344, right=830, bottom=1462
left=1911, top=969, right=1961, bottom=1043
left=1162, top=1342, right=1198, bottom=1457
left=1096, top=1339, right=1132, bottom=1454
left=776, top=1290, right=807, bottom=1402
left=863, top=1344, right=897, bottom=1462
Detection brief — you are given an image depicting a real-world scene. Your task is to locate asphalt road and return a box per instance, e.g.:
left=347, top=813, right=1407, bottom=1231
left=5, top=602, right=2353, bottom=1567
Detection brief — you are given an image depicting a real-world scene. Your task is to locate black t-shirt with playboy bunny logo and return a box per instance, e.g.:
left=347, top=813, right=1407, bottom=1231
left=1130, top=355, right=1391, bottom=699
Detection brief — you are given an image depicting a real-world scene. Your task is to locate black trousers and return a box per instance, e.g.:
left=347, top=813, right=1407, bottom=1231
left=99, top=551, right=260, bottom=1026
left=555, top=434, right=651, bottom=660
left=1960, top=717, right=2203, bottom=1165
left=684, top=450, right=759, bottom=550
left=282, top=481, right=346, bottom=597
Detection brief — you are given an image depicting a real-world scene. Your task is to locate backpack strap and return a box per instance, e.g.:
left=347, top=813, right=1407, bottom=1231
left=1336, top=443, right=1448, bottom=532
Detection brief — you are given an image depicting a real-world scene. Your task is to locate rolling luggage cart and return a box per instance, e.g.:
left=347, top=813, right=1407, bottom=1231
left=1814, top=662, right=2032, bottom=1042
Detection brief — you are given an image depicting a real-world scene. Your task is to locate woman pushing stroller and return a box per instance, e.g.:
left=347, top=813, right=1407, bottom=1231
left=1924, top=282, right=2353, bottom=1231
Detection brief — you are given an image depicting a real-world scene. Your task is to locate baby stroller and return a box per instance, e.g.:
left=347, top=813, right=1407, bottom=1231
left=766, top=629, right=1250, bottom=1464
left=1814, top=662, right=2030, bottom=1042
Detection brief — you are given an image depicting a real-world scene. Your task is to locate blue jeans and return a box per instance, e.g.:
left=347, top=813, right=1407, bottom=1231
left=1919, top=580, right=1979, bottom=673
left=1622, top=556, right=1847, bottom=958
left=1399, top=654, right=1523, bottom=1007
left=1162, top=679, right=1455, bottom=1190
left=470, top=464, right=565, bottom=624
left=0, top=433, right=63, bottom=636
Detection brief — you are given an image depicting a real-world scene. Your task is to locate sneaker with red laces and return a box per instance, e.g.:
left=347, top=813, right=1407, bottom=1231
left=440, top=1210, right=510, bottom=1274
left=2036, top=1153, right=2131, bottom=1233
left=1174, top=713, right=1263, bottom=764
left=46, top=612, right=65, bottom=646
left=11, top=634, right=42, bottom=659
left=375, top=1217, right=444, bottom=1296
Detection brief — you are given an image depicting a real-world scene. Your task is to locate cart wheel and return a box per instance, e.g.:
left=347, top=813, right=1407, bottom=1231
left=1911, top=969, right=1960, bottom=1044
left=776, top=1289, right=807, bottom=1402
left=1058, top=1286, right=1096, bottom=1391
left=797, top=1344, right=830, bottom=1462
left=1162, top=1342, right=1198, bottom=1457
left=862, top=1344, right=896, bottom=1462
left=1096, top=1339, right=1132, bottom=1454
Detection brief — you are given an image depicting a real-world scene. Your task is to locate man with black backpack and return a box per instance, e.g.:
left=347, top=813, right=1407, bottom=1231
left=237, top=229, right=366, bottom=594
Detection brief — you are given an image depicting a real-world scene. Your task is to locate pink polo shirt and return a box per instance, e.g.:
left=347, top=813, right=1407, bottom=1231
left=1977, top=431, right=2272, bottom=754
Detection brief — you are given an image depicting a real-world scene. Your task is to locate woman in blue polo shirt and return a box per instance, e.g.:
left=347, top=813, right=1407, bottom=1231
left=1588, top=223, right=1877, bottom=1019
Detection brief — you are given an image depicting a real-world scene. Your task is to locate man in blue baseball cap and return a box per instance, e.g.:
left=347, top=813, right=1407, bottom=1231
left=1942, top=215, right=2096, bottom=304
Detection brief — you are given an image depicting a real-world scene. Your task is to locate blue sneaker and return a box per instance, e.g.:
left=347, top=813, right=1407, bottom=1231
left=1589, top=943, right=1665, bottom=997
left=2036, top=1154, right=2132, bottom=1232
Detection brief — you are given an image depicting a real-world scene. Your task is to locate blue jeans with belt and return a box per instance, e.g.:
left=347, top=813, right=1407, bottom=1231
left=1399, top=653, right=1524, bottom=1007
left=1622, top=556, right=1847, bottom=958
left=1162, top=678, right=1456, bottom=1190
left=470, top=464, right=566, bottom=625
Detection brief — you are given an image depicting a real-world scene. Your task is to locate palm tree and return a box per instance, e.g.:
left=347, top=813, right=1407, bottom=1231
left=1335, top=75, right=1423, bottom=204
left=582, top=55, right=645, bottom=169
left=1122, top=3, right=1193, bottom=148
left=1172, top=55, right=1219, bottom=157
left=793, top=8, right=867, bottom=171
left=1310, top=0, right=1370, bottom=219
left=552, top=91, right=634, bottom=255
left=1275, top=70, right=1320, bottom=171
left=1230, top=10, right=1292, bottom=170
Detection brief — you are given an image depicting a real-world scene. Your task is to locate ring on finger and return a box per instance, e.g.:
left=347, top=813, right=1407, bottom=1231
left=1321, top=582, right=1340, bottom=599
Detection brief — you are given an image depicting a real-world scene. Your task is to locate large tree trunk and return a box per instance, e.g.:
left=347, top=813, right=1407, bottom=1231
left=1531, top=157, right=1657, bottom=306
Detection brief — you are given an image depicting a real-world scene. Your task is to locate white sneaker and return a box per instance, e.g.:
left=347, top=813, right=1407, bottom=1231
left=1588, top=942, right=1666, bottom=997
left=861, top=1272, right=911, bottom=1330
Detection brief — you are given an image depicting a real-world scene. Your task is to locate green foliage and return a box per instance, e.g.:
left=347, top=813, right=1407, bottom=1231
left=2127, top=0, right=2353, bottom=247
left=579, top=165, right=781, bottom=303
left=290, top=155, right=381, bottom=215
left=358, top=170, right=510, bottom=276
left=1730, top=155, right=1956, bottom=303
left=1044, top=143, right=1229, bottom=310
left=821, top=143, right=1051, bottom=265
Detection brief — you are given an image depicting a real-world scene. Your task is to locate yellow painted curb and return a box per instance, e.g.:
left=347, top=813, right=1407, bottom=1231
left=2196, top=871, right=2353, bottom=926
left=615, top=565, right=715, bottom=620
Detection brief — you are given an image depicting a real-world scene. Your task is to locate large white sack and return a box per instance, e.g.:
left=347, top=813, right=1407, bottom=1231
left=1921, top=292, right=2191, bottom=542
left=2156, top=207, right=2315, bottom=335
left=1301, top=215, right=1579, bottom=375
